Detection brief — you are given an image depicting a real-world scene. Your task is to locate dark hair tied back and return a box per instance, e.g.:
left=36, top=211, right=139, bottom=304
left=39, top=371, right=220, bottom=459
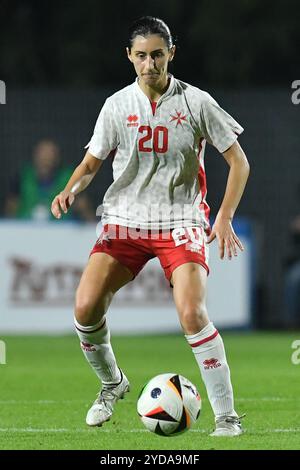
left=128, top=16, right=173, bottom=50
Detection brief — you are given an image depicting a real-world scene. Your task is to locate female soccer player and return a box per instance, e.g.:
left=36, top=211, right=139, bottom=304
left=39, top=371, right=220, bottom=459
left=51, top=16, right=250, bottom=437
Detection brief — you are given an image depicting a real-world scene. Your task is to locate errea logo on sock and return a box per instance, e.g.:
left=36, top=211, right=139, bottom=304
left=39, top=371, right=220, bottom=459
left=203, top=358, right=221, bottom=370
left=80, top=341, right=99, bottom=352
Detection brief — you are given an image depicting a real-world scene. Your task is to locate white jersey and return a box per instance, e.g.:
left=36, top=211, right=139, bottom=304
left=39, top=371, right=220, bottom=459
left=87, top=75, right=243, bottom=231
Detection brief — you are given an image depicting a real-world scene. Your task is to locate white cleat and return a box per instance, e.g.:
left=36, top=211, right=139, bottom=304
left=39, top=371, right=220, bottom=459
left=210, top=414, right=245, bottom=437
left=86, top=370, right=130, bottom=427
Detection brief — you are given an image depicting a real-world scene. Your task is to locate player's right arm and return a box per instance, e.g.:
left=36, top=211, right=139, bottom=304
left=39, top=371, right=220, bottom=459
left=52, top=97, right=117, bottom=219
left=51, top=151, right=102, bottom=219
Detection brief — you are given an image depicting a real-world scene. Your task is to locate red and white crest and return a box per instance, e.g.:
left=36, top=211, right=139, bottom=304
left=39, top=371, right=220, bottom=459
left=169, top=110, right=188, bottom=127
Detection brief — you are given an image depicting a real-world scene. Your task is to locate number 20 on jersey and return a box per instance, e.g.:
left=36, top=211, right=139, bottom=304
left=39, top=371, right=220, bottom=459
left=138, top=125, right=168, bottom=153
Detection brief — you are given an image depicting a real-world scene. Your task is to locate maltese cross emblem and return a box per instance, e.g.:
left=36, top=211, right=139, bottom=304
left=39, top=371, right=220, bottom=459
left=169, top=110, right=188, bottom=127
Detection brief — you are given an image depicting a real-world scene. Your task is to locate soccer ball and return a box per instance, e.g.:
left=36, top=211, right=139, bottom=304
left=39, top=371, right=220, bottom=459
left=137, top=373, right=201, bottom=436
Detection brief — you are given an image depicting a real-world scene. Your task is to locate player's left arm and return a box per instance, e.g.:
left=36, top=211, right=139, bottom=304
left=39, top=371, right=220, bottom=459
left=207, top=140, right=250, bottom=259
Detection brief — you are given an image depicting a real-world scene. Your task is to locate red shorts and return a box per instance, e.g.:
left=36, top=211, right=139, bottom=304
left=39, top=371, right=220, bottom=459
left=90, top=224, right=209, bottom=282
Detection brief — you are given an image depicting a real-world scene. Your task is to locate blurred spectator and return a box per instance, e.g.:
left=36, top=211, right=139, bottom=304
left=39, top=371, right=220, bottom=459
left=4, top=139, right=95, bottom=222
left=283, top=214, right=300, bottom=327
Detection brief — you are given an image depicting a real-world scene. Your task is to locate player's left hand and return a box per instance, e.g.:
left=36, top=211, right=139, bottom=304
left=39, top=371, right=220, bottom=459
left=207, top=215, right=244, bottom=259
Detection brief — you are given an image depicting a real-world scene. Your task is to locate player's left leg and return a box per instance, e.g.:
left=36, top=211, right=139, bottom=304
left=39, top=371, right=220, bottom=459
left=171, top=262, right=243, bottom=436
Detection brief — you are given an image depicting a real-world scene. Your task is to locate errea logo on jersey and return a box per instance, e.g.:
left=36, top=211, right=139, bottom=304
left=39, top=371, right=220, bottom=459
left=127, top=114, right=139, bottom=127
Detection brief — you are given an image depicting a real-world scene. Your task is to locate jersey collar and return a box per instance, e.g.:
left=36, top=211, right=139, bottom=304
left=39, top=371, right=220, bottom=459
left=134, top=74, right=175, bottom=104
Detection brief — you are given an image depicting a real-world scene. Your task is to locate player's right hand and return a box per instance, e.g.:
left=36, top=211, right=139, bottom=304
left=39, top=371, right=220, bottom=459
left=51, top=191, right=75, bottom=219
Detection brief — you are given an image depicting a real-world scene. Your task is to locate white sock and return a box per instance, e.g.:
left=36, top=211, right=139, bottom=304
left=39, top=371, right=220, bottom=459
left=74, top=317, right=121, bottom=386
left=185, top=322, right=237, bottom=419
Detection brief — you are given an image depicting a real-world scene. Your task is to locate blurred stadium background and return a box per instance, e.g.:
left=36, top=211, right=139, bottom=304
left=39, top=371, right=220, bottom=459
left=0, top=0, right=300, bottom=450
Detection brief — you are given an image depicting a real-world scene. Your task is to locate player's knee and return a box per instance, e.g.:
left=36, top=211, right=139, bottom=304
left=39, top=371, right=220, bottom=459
left=74, top=297, right=104, bottom=326
left=75, top=299, right=92, bottom=325
left=180, top=303, right=208, bottom=331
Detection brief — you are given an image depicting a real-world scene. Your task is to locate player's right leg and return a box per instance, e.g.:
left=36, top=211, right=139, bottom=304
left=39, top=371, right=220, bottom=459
left=74, top=252, right=133, bottom=426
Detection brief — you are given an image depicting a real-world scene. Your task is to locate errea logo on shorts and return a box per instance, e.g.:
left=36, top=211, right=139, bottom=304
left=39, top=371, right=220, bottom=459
left=127, top=114, right=139, bottom=127
left=0, top=80, right=6, bottom=104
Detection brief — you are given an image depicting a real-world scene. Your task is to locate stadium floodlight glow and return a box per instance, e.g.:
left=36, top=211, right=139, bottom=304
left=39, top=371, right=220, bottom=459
left=0, top=80, right=6, bottom=104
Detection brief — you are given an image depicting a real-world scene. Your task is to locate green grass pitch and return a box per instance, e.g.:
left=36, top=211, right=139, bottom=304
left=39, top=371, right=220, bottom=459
left=0, top=332, right=299, bottom=450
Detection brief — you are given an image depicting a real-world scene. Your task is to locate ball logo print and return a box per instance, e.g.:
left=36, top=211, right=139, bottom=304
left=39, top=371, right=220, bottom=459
left=137, top=373, right=201, bottom=436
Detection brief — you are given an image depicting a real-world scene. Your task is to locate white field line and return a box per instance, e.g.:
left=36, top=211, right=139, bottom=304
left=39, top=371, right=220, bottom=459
left=0, top=427, right=299, bottom=434
left=235, top=397, right=296, bottom=402
left=0, top=400, right=84, bottom=404
left=0, top=397, right=296, bottom=405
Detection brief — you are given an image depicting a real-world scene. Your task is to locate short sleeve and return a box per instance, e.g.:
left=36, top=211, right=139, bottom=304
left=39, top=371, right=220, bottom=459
left=85, top=98, right=118, bottom=160
left=199, top=94, right=244, bottom=153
